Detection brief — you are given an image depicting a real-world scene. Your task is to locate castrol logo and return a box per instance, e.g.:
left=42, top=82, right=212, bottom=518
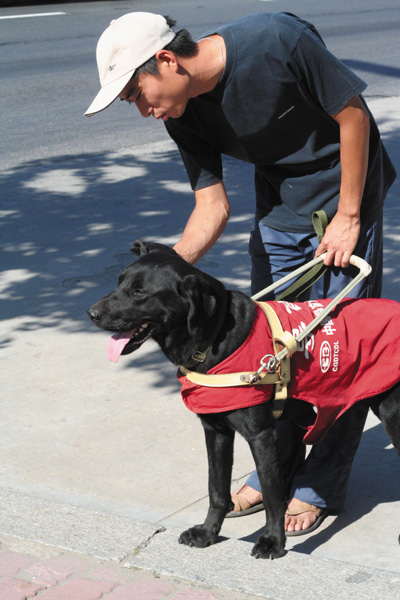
left=320, top=341, right=331, bottom=373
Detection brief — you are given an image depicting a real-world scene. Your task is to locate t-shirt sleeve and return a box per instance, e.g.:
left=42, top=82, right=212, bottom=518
left=290, top=26, right=367, bottom=115
left=165, top=107, right=223, bottom=191
left=178, top=145, right=223, bottom=191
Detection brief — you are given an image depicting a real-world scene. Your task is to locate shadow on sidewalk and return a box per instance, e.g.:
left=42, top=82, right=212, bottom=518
left=239, top=420, right=400, bottom=553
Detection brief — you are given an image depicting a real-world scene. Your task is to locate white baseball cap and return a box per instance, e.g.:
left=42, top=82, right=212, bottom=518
left=85, top=12, right=176, bottom=117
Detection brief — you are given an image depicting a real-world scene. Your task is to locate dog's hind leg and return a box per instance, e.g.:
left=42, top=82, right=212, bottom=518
left=371, top=382, right=400, bottom=456
left=369, top=381, right=400, bottom=546
left=178, top=419, right=235, bottom=549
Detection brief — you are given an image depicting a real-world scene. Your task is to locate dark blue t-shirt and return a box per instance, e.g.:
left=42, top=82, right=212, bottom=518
left=165, top=12, right=396, bottom=232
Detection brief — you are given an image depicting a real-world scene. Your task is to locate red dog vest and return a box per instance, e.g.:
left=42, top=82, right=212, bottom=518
left=178, top=299, right=400, bottom=444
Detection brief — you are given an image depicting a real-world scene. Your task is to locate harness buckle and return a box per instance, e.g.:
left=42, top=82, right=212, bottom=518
left=239, top=354, right=279, bottom=385
left=260, top=354, right=278, bottom=373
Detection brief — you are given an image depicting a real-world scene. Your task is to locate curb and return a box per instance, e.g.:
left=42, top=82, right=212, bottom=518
left=1, top=489, right=399, bottom=600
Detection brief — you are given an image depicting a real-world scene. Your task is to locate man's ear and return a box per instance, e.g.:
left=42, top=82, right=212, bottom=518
left=180, top=274, right=217, bottom=337
left=155, top=49, right=179, bottom=72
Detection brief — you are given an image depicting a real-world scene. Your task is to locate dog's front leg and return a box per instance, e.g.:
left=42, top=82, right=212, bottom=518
left=230, top=404, right=286, bottom=559
left=249, top=429, right=286, bottom=559
left=179, top=420, right=234, bottom=549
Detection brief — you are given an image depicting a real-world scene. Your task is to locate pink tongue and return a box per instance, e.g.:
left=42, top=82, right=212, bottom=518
left=106, top=330, right=136, bottom=363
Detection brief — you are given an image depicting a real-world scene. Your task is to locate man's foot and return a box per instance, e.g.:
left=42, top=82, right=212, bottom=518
left=226, top=484, right=264, bottom=518
left=227, top=489, right=329, bottom=533
left=285, top=498, right=329, bottom=536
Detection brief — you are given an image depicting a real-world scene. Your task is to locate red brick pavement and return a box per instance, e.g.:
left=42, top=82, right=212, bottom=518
left=0, top=548, right=255, bottom=600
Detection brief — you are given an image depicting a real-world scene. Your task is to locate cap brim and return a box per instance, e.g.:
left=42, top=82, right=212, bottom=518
left=85, top=70, right=135, bottom=117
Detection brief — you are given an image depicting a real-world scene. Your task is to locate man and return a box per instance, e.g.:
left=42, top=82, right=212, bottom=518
left=85, top=12, right=396, bottom=534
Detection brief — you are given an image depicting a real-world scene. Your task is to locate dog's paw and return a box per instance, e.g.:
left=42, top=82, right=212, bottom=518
left=251, top=534, right=286, bottom=560
left=179, top=525, right=217, bottom=548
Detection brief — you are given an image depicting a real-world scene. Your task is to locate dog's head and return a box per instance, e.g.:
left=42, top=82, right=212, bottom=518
left=87, top=240, right=227, bottom=365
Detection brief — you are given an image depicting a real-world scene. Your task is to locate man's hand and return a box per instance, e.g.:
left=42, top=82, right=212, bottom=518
left=315, top=211, right=360, bottom=268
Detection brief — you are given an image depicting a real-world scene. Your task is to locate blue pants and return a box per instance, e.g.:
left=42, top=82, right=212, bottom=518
left=247, top=215, right=383, bottom=508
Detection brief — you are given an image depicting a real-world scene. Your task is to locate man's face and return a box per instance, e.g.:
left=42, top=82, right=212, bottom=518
left=119, top=60, right=190, bottom=121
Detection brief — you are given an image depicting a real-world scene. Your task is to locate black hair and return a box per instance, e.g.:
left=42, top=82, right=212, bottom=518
left=135, top=16, right=198, bottom=78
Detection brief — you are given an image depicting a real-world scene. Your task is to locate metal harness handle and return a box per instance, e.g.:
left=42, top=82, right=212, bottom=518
left=251, top=253, right=372, bottom=367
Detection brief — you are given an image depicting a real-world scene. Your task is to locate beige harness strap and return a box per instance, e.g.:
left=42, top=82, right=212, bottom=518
left=256, top=302, right=297, bottom=405
left=179, top=366, right=281, bottom=387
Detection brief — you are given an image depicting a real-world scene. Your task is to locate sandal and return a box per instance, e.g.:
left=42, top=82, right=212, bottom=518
left=226, top=486, right=264, bottom=518
left=285, top=502, right=329, bottom=537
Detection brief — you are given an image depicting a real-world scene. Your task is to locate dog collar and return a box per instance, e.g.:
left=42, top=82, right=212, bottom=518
left=181, top=290, right=229, bottom=369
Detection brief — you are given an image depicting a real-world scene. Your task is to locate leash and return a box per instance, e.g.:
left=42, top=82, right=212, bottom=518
left=277, top=210, right=328, bottom=302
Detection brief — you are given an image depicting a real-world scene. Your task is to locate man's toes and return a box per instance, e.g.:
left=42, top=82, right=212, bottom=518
left=285, top=511, right=317, bottom=532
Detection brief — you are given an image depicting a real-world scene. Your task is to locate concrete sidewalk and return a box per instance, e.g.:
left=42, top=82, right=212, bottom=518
left=1, top=96, right=400, bottom=599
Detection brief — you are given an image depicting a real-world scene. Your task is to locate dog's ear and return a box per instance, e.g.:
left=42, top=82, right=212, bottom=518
left=130, top=240, right=177, bottom=256
left=130, top=239, right=149, bottom=256
left=180, top=274, right=218, bottom=336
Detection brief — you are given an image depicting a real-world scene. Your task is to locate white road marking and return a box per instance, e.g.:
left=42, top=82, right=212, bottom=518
left=0, top=12, right=66, bottom=20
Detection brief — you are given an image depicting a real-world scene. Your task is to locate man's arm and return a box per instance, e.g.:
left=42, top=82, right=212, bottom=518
left=173, top=181, right=231, bottom=264
left=315, top=95, right=370, bottom=267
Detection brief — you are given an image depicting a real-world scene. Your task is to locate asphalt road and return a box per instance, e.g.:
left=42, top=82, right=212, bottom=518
left=1, top=0, right=400, bottom=169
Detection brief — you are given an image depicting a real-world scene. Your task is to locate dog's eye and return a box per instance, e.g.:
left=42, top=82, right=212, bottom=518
left=132, top=289, right=145, bottom=295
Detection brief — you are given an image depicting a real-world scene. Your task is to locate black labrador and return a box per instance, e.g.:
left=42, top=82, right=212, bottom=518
left=88, top=240, right=400, bottom=559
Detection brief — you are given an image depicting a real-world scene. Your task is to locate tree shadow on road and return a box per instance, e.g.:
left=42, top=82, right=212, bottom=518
left=0, top=144, right=254, bottom=330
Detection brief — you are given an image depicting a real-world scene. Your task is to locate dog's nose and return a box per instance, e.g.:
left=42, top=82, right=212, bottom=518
left=87, top=308, right=101, bottom=322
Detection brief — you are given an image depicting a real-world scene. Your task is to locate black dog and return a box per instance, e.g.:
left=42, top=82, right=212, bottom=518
left=88, top=240, right=400, bottom=559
